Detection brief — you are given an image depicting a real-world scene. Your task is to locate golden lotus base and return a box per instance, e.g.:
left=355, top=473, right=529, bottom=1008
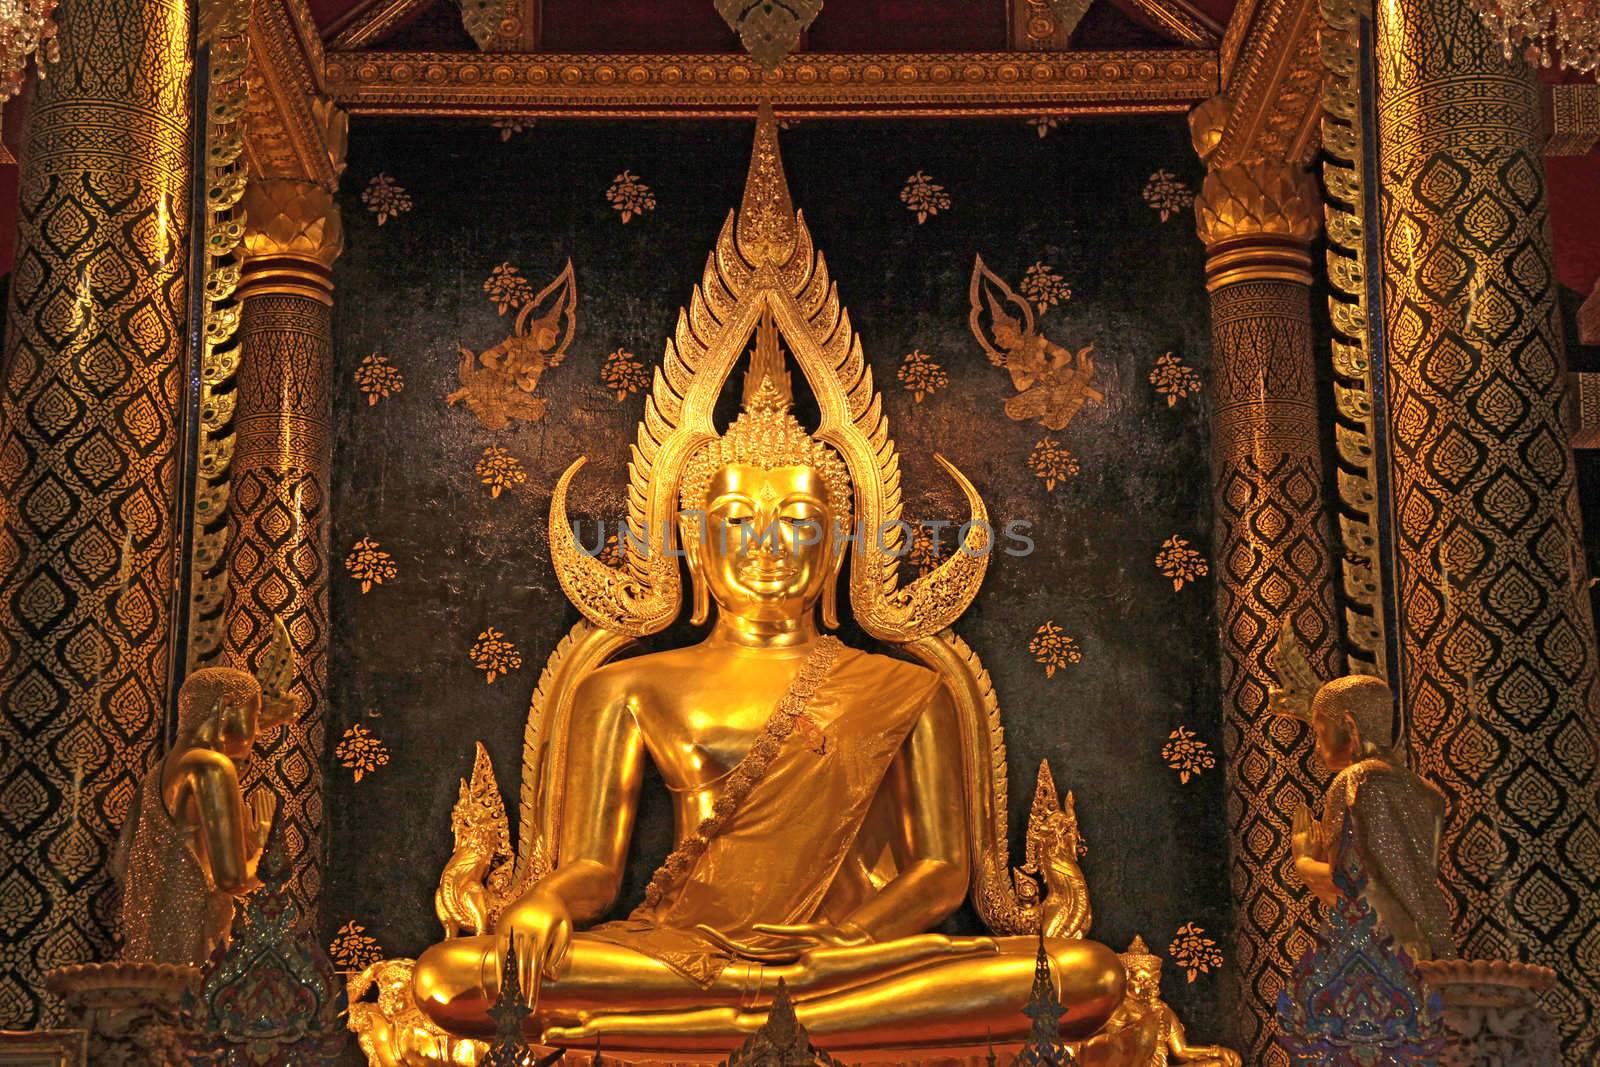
left=347, top=958, right=1163, bottom=1067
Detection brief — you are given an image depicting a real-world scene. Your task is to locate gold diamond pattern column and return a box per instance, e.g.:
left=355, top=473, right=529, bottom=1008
left=1194, top=158, right=1341, bottom=1066
left=222, top=178, right=342, bottom=922
left=1375, top=2, right=1600, bottom=1056
left=0, top=0, right=191, bottom=1027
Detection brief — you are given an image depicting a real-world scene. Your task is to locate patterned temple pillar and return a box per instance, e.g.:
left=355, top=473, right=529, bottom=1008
left=222, top=178, right=342, bottom=923
left=0, top=0, right=191, bottom=1027
left=1193, top=158, right=1342, bottom=1065
left=1374, top=2, right=1600, bottom=1056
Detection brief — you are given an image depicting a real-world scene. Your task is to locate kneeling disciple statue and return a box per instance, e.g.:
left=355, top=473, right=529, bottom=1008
left=1269, top=631, right=1458, bottom=962
left=399, top=108, right=1230, bottom=1064
left=117, top=627, right=302, bottom=966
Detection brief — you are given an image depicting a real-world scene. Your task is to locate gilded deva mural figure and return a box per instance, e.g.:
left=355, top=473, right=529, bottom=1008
left=382, top=109, right=1232, bottom=1064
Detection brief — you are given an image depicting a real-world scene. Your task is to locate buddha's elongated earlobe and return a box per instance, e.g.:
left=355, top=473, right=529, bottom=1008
left=681, top=515, right=711, bottom=625
left=821, top=533, right=848, bottom=630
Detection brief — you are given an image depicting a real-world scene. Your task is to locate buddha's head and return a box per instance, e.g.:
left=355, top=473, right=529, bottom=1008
left=679, top=374, right=853, bottom=628
left=1310, top=674, right=1395, bottom=772
left=177, top=667, right=264, bottom=761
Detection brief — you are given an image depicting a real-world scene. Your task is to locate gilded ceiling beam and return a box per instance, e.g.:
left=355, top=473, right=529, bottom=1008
left=324, top=49, right=1218, bottom=117
left=326, top=0, right=433, bottom=50
left=244, top=0, right=343, bottom=188
left=1210, top=0, right=1323, bottom=166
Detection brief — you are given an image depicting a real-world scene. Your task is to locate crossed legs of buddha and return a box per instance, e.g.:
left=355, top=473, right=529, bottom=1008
left=414, top=932, right=1124, bottom=1048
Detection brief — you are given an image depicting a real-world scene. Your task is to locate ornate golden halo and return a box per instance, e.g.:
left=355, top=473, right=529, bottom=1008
left=547, top=102, right=989, bottom=643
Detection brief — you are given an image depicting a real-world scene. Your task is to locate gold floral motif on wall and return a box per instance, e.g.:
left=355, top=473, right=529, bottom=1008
left=897, top=349, right=948, bottom=403
left=1149, top=351, right=1202, bottom=407
left=474, top=445, right=526, bottom=498
left=491, top=118, right=532, bottom=141
left=1162, top=726, right=1215, bottom=783
left=361, top=173, right=412, bottom=225
left=1168, top=922, right=1223, bottom=982
left=483, top=262, right=533, bottom=315
left=970, top=255, right=1104, bottom=432
left=1020, top=262, right=1072, bottom=314
left=1155, top=535, right=1208, bottom=591
left=448, top=260, right=578, bottom=431
left=470, top=627, right=522, bottom=684
left=601, top=348, right=649, bottom=400
left=606, top=170, right=656, bottom=223
left=354, top=353, right=404, bottom=406
left=1030, top=620, right=1082, bottom=677
left=328, top=920, right=386, bottom=970
left=1142, top=169, right=1194, bottom=222
left=900, top=170, right=951, bottom=223
left=335, top=723, right=391, bottom=782
left=907, top=523, right=947, bottom=578
left=1029, top=436, right=1080, bottom=491
left=345, top=536, right=397, bottom=593
left=1027, top=116, right=1061, bottom=138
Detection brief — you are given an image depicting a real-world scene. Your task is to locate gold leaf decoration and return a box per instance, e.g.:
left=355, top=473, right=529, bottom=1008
left=1155, top=535, right=1208, bottom=591
left=491, top=118, right=531, bottom=141
left=598, top=532, right=623, bottom=568
left=361, top=173, right=412, bottom=225
left=345, top=536, right=397, bottom=593
left=1029, top=436, right=1080, bottom=491
left=907, top=524, right=947, bottom=578
left=600, top=348, right=649, bottom=400
left=450, top=260, right=578, bottom=432
left=606, top=170, right=656, bottom=223
left=900, top=170, right=951, bottom=224
left=1149, top=351, right=1203, bottom=407
left=1169, top=922, right=1223, bottom=982
left=354, top=353, right=404, bottom=406
left=1027, top=116, right=1061, bottom=138
left=470, top=627, right=523, bottom=684
left=1029, top=620, right=1082, bottom=678
left=1020, top=262, right=1072, bottom=314
left=483, top=262, right=532, bottom=315
left=897, top=349, right=948, bottom=403
left=475, top=445, right=526, bottom=499
left=328, top=920, right=385, bottom=970
left=334, top=723, right=391, bottom=783
left=1142, top=169, right=1194, bottom=222
left=1162, top=726, right=1216, bottom=784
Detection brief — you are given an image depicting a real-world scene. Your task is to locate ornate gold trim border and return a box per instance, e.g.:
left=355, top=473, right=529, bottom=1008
left=1317, top=0, right=1387, bottom=679
left=325, top=49, right=1219, bottom=116
left=187, top=0, right=254, bottom=671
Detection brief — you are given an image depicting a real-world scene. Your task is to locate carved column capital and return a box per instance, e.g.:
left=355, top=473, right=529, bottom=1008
left=1193, top=159, right=1321, bottom=290
left=240, top=178, right=344, bottom=303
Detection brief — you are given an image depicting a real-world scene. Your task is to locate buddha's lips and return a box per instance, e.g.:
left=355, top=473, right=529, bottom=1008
left=739, top=562, right=795, bottom=583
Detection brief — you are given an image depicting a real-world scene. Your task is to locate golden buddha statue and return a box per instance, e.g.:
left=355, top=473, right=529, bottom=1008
left=377, top=106, right=1238, bottom=1066
left=1269, top=631, right=1457, bottom=962
left=116, top=626, right=300, bottom=965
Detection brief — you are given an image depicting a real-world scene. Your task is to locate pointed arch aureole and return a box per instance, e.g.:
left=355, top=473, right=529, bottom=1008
left=526, top=105, right=1037, bottom=934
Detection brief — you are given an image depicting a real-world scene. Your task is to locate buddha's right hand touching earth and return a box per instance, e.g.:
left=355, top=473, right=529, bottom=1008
left=498, top=887, right=573, bottom=1008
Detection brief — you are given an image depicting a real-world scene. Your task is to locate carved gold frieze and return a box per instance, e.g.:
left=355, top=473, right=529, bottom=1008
left=325, top=49, right=1219, bottom=117
left=1208, top=0, right=1324, bottom=166
left=244, top=0, right=344, bottom=189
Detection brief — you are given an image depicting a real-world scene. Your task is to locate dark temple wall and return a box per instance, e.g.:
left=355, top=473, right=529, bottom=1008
left=327, top=116, right=1233, bottom=1038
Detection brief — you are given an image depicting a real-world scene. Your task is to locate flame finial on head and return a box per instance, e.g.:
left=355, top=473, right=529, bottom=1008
left=736, top=102, right=797, bottom=269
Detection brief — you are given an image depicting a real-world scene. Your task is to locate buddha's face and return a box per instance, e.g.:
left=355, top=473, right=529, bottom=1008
left=1311, top=710, right=1358, bottom=773
left=212, top=691, right=262, bottom=761
left=698, top=462, right=835, bottom=622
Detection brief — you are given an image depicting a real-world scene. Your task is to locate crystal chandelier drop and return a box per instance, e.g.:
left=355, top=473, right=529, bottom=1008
left=1474, top=0, right=1600, bottom=73
left=0, top=0, right=60, bottom=160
